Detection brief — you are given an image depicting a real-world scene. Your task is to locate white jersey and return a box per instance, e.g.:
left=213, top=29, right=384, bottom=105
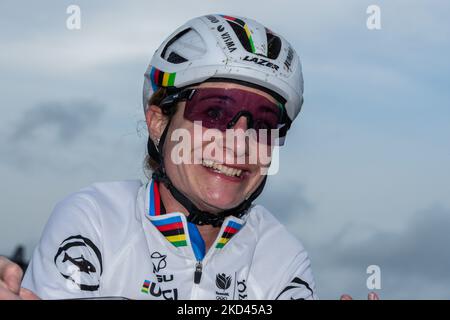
left=22, top=179, right=317, bottom=300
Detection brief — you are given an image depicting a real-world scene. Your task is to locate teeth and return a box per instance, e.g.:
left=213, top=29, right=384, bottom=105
left=202, top=159, right=243, bottom=177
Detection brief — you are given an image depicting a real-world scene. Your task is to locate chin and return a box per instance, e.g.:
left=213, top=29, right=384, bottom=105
left=187, top=164, right=257, bottom=211
left=199, top=187, right=245, bottom=211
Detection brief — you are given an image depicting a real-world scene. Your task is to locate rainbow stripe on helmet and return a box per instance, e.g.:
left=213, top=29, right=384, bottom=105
left=149, top=67, right=176, bottom=91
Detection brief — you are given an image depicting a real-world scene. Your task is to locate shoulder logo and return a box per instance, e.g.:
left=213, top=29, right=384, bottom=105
left=54, top=235, right=102, bottom=291
left=275, top=277, right=314, bottom=300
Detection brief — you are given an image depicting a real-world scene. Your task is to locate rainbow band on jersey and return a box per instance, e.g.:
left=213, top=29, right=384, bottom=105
left=151, top=216, right=188, bottom=247
left=148, top=180, right=243, bottom=249
left=148, top=179, right=162, bottom=216
left=148, top=180, right=188, bottom=247
left=216, top=220, right=243, bottom=248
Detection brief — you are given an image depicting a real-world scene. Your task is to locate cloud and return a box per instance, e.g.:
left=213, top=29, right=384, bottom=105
left=258, top=176, right=313, bottom=222
left=0, top=100, right=106, bottom=172
left=11, top=100, right=104, bottom=144
left=315, top=204, right=450, bottom=299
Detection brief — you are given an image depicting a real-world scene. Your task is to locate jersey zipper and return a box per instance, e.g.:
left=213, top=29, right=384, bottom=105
left=189, top=220, right=229, bottom=298
left=189, top=214, right=247, bottom=298
left=194, top=261, right=203, bottom=284
left=191, top=230, right=223, bottom=286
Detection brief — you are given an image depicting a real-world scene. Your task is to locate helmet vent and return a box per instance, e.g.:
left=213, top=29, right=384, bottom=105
left=266, top=30, right=282, bottom=59
left=167, top=51, right=188, bottom=64
left=226, top=21, right=253, bottom=54
left=161, top=27, right=206, bottom=63
left=161, top=28, right=192, bottom=59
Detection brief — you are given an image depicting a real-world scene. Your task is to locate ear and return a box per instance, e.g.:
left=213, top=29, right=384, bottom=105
left=145, top=105, right=169, bottom=141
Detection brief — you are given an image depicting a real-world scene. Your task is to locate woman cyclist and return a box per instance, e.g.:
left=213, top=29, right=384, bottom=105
left=0, top=14, right=317, bottom=300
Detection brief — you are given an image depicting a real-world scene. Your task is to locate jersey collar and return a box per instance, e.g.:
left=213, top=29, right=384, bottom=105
left=144, top=179, right=246, bottom=253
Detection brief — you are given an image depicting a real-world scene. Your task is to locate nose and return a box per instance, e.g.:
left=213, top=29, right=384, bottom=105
left=227, top=115, right=250, bottom=158
left=232, top=116, right=249, bottom=131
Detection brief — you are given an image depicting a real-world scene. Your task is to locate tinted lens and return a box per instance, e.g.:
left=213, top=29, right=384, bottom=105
left=184, top=93, right=235, bottom=130
left=183, top=88, right=284, bottom=144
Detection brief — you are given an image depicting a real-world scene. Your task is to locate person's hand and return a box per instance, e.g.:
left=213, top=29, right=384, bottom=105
left=340, top=292, right=380, bottom=300
left=0, top=256, right=39, bottom=300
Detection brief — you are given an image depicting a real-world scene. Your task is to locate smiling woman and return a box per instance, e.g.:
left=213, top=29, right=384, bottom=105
left=0, top=14, right=315, bottom=300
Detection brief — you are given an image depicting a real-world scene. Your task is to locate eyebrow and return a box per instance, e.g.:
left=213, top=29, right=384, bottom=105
left=258, top=105, right=280, bottom=116
left=198, top=93, right=237, bottom=103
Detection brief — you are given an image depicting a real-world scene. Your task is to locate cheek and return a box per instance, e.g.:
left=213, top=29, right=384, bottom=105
left=162, top=114, right=196, bottom=164
left=249, top=170, right=266, bottom=184
left=257, top=143, right=273, bottom=157
left=249, top=142, right=274, bottom=168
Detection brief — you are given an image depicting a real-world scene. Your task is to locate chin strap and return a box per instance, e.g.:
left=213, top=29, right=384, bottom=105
left=147, top=114, right=268, bottom=228
left=152, top=166, right=267, bottom=227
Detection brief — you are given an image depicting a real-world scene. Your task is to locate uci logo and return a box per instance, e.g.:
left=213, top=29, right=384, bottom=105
left=141, top=279, right=178, bottom=300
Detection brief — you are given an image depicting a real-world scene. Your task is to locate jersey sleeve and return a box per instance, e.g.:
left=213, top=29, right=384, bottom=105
left=270, top=250, right=318, bottom=300
left=22, top=191, right=103, bottom=299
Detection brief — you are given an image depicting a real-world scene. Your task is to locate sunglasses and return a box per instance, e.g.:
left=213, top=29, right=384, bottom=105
left=159, top=87, right=291, bottom=145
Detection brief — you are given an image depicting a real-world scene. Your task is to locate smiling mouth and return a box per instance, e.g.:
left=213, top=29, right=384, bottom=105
left=201, top=159, right=246, bottom=178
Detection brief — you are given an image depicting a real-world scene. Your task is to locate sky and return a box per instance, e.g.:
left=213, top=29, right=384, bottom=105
left=0, top=0, right=449, bottom=299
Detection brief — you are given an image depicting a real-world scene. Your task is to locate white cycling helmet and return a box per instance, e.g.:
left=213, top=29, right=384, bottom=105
left=143, top=14, right=304, bottom=123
